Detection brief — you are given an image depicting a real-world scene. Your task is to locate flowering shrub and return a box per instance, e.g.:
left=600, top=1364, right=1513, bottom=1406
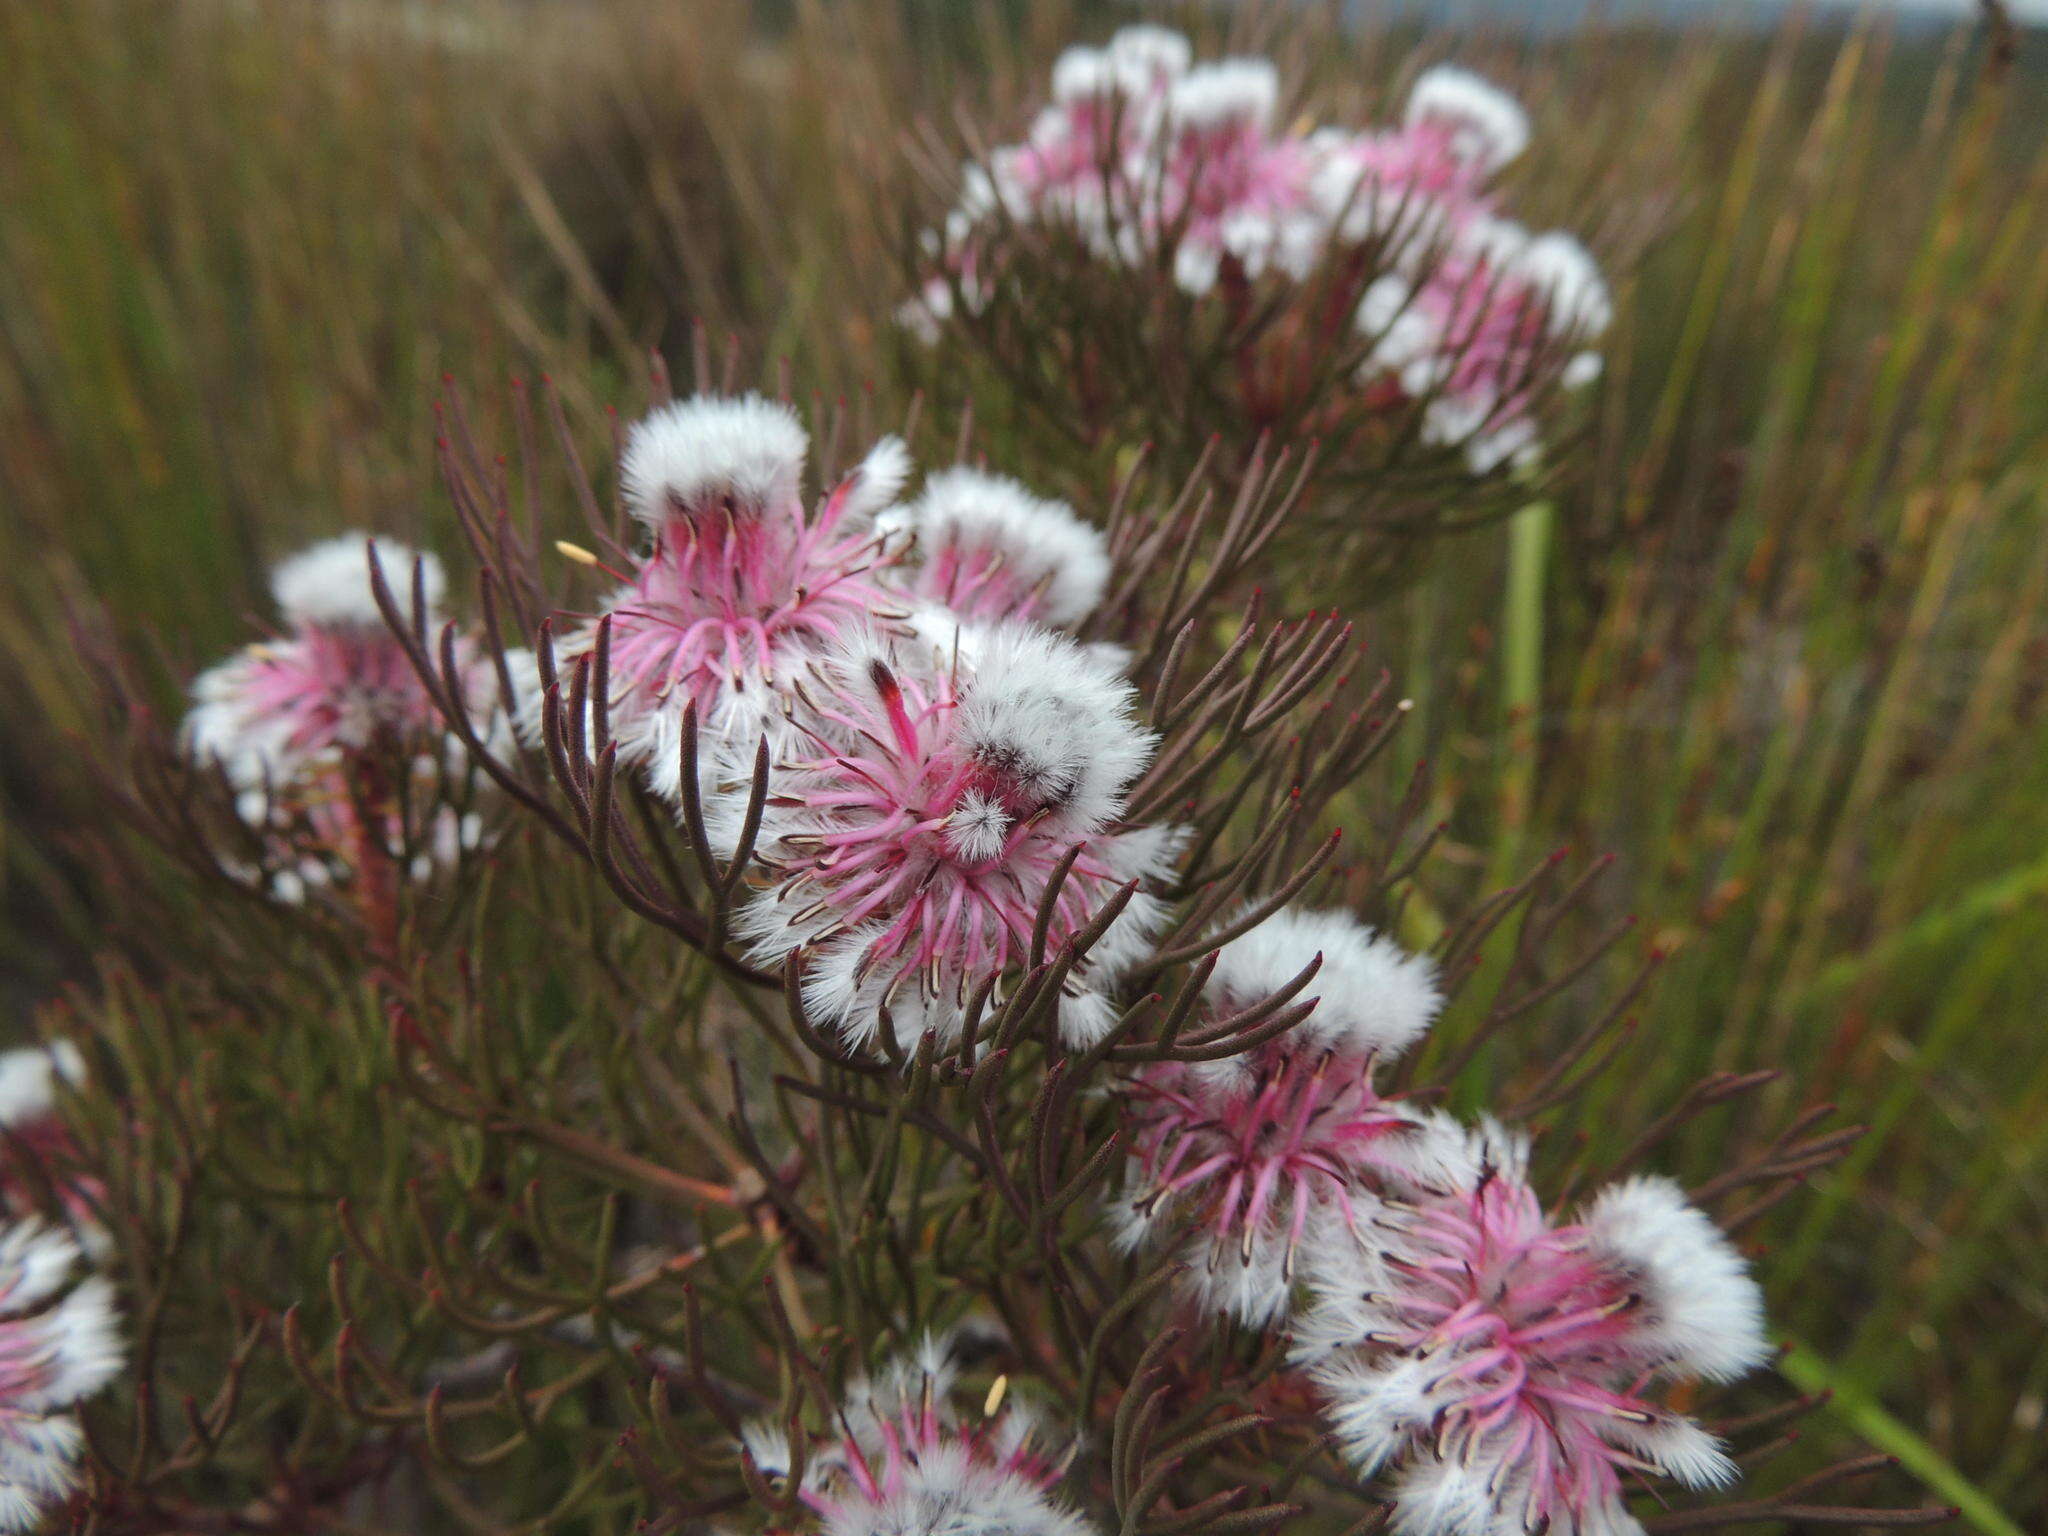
left=9, top=359, right=1953, bottom=1536
left=901, top=28, right=1613, bottom=586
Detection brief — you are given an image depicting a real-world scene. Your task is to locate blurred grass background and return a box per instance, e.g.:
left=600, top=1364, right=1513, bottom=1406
left=2, top=0, right=2044, bottom=1528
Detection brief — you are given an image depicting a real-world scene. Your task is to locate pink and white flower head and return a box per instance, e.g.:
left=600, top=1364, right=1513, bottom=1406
left=921, top=31, right=1329, bottom=304
left=1165, top=58, right=1281, bottom=141
left=1150, top=60, right=1326, bottom=295
left=0, top=1220, right=124, bottom=1533
left=1051, top=25, right=1191, bottom=110
left=877, top=469, right=1110, bottom=629
left=1403, top=66, right=1531, bottom=183
left=182, top=534, right=500, bottom=895
left=182, top=534, right=455, bottom=798
left=1357, top=217, right=1610, bottom=474
left=1112, top=907, right=1449, bottom=1327
left=1294, top=68, right=1526, bottom=267
left=1294, top=1119, right=1769, bottom=1536
left=741, top=1335, right=1092, bottom=1536
left=271, top=534, right=446, bottom=632
left=0, top=1046, right=105, bottom=1256
left=525, top=395, right=909, bottom=802
left=916, top=27, right=1197, bottom=317
left=728, top=622, right=1174, bottom=1054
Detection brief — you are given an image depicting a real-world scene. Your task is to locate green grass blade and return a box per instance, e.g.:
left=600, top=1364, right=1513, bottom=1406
left=1779, top=1340, right=2017, bottom=1536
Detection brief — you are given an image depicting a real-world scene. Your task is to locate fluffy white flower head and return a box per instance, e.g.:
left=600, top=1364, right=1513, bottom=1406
left=1107, top=26, right=1191, bottom=84
left=1579, top=1174, right=1770, bottom=1383
left=1054, top=26, right=1192, bottom=105
left=1050, top=45, right=1114, bottom=104
left=1206, top=906, right=1441, bottom=1064
left=1166, top=59, right=1280, bottom=133
left=619, top=394, right=809, bottom=528
left=730, top=623, right=1169, bottom=1053
left=1293, top=1121, right=1760, bottom=1536
left=844, top=435, right=914, bottom=524
left=1405, top=65, right=1530, bottom=175
left=882, top=468, right=1111, bottom=628
left=740, top=1334, right=1094, bottom=1536
left=1516, top=230, right=1612, bottom=337
left=948, top=621, right=1151, bottom=838
left=271, top=534, right=444, bottom=632
left=1111, top=911, right=1452, bottom=1328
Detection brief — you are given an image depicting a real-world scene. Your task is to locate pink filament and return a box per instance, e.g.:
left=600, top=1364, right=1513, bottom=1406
left=1370, top=1173, right=1675, bottom=1528
left=1125, top=1042, right=1413, bottom=1256
left=593, top=480, right=894, bottom=733
left=239, top=627, right=442, bottom=759
left=769, top=662, right=1127, bottom=1012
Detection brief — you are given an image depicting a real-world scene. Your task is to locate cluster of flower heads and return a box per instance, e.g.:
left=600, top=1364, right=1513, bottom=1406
left=741, top=1334, right=1087, bottom=1536
left=1109, top=907, right=1769, bottom=1536
left=909, top=27, right=1611, bottom=472
left=174, top=396, right=1163, bottom=1050
left=181, top=535, right=500, bottom=900
left=513, top=395, right=1172, bottom=1054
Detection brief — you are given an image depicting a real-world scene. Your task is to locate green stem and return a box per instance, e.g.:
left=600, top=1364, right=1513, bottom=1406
left=1452, top=501, right=1551, bottom=1110
left=1485, top=500, right=1552, bottom=894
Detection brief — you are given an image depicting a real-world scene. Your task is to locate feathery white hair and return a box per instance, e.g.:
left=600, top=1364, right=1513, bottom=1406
left=1166, top=59, right=1280, bottom=133
left=1289, top=1192, right=1415, bottom=1366
left=1388, top=1455, right=1532, bottom=1536
left=1405, top=65, right=1530, bottom=175
left=1050, top=45, right=1115, bottom=103
left=181, top=655, right=305, bottom=792
left=1051, top=27, right=1189, bottom=105
left=886, top=467, right=1111, bottom=628
left=1176, top=1233, right=1300, bottom=1330
left=1106, top=25, right=1191, bottom=84
left=1601, top=1409, right=1741, bottom=1492
left=271, top=534, right=443, bottom=632
left=950, top=621, right=1153, bottom=838
left=619, top=394, right=808, bottom=527
left=1434, top=1112, right=1533, bottom=1192
left=1515, top=230, right=1612, bottom=337
left=1205, top=905, right=1441, bottom=1064
left=843, top=435, right=914, bottom=524
left=1314, top=1352, right=1442, bottom=1478
left=1578, top=1175, right=1769, bottom=1383
left=0, top=1043, right=84, bottom=1130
